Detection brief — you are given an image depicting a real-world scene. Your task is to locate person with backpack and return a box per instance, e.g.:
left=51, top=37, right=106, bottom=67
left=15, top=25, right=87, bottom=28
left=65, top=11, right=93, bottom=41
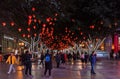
left=44, top=50, right=52, bottom=78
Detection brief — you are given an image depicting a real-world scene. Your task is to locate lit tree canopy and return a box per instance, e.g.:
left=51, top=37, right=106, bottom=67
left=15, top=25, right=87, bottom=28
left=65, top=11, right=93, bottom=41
left=0, top=0, right=119, bottom=49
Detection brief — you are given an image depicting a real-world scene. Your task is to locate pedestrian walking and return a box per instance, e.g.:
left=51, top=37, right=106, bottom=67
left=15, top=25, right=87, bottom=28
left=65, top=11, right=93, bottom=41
left=39, top=52, right=45, bottom=67
left=89, top=51, right=96, bottom=74
left=6, top=52, right=18, bottom=74
left=24, top=51, right=33, bottom=78
left=44, top=50, right=52, bottom=78
left=55, top=53, right=61, bottom=68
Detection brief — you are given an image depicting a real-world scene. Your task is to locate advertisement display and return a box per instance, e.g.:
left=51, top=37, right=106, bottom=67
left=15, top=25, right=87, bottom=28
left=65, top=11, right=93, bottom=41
left=114, top=34, right=118, bottom=53
left=118, top=37, right=120, bottom=50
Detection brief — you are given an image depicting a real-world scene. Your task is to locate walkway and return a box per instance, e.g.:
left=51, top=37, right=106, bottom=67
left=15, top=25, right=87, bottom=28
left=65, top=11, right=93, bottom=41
left=0, top=59, right=120, bottom=79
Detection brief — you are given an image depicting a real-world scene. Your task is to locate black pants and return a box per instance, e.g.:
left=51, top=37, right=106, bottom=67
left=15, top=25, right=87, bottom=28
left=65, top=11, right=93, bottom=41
left=57, top=62, right=60, bottom=68
left=25, top=64, right=32, bottom=75
left=44, top=68, right=51, bottom=76
left=40, top=60, right=44, bottom=66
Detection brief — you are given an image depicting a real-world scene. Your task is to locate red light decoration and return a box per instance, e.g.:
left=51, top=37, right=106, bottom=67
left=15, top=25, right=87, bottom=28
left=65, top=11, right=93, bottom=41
left=54, top=18, right=57, bottom=21
left=55, top=13, right=58, bottom=16
left=34, top=19, right=37, bottom=23
left=18, top=28, right=22, bottom=32
left=49, top=22, right=52, bottom=25
left=32, top=14, right=36, bottom=18
left=46, top=18, right=50, bottom=22
left=34, top=33, right=37, bottom=37
left=10, top=22, right=15, bottom=26
left=80, top=32, right=83, bottom=35
left=28, top=34, right=30, bottom=38
left=90, top=25, right=95, bottom=29
left=2, top=22, right=6, bottom=26
left=43, top=24, right=46, bottom=27
left=100, top=21, right=103, bottom=24
left=83, top=36, right=86, bottom=39
left=22, top=34, right=26, bottom=37
left=28, top=15, right=32, bottom=19
left=28, top=19, right=32, bottom=25
left=71, top=19, right=75, bottom=22
left=38, top=19, right=41, bottom=24
left=32, top=7, right=36, bottom=11
left=27, top=28, right=30, bottom=32
left=33, top=26, right=36, bottom=29
left=114, top=22, right=118, bottom=26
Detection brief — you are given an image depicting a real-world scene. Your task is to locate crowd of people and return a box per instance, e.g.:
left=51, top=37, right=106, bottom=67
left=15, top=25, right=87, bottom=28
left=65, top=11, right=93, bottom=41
left=0, top=50, right=97, bottom=79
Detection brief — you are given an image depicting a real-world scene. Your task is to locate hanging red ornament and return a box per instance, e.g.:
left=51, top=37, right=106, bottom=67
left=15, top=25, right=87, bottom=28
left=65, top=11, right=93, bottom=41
left=32, top=7, right=36, bottom=11
left=34, top=33, right=37, bottom=37
left=28, top=19, right=32, bottom=25
left=80, top=32, right=83, bottom=35
left=33, top=25, right=36, bottom=29
left=54, top=18, right=57, bottom=21
left=27, top=28, right=30, bottom=32
left=22, top=34, right=26, bottom=37
left=83, top=36, right=86, bottom=39
left=18, top=28, right=22, bottom=32
left=49, top=22, right=52, bottom=25
left=90, top=25, right=95, bottom=29
left=28, top=15, right=32, bottom=19
left=2, top=22, right=6, bottom=26
left=43, top=24, right=46, bottom=27
left=38, top=19, right=41, bottom=24
left=10, top=22, right=15, bottom=26
left=32, top=14, right=36, bottom=18
left=34, top=19, right=37, bottom=23
left=28, top=34, right=30, bottom=38
left=55, top=13, right=58, bottom=16
left=46, top=18, right=50, bottom=22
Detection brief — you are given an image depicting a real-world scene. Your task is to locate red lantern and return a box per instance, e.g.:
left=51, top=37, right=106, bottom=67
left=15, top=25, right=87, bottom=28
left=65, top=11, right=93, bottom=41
left=2, top=22, right=6, bottom=26
left=28, top=34, right=30, bottom=38
left=80, top=32, right=83, bottom=35
left=46, top=18, right=50, bottom=22
left=28, top=19, right=32, bottom=25
left=34, top=19, right=37, bottom=23
left=49, top=22, right=52, bottom=25
left=28, top=15, right=32, bottom=19
left=22, top=34, right=26, bottom=37
left=38, top=19, right=41, bottom=24
left=32, top=14, right=36, bottom=18
left=90, top=25, right=95, bottom=29
left=55, top=13, right=58, bottom=16
left=10, top=22, right=15, bottom=26
left=34, top=33, right=37, bottom=37
left=18, top=28, right=22, bottom=32
left=27, top=28, right=30, bottom=32
left=54, top=18, right=57, bottom=21
left=43, top=24, right=46, bottom=27
left=32, top=7, right=35, bottom=11
left=33, top=26, right=36, bottom=29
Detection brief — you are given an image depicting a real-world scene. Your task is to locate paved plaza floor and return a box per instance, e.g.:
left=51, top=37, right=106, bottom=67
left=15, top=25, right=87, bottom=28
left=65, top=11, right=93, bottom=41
left=0, top=59, right=120, bottom=79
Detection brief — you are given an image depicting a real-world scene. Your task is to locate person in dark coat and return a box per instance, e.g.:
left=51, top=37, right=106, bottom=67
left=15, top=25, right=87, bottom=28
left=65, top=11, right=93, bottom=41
left=40, top=52, right=45, bottom=67
left=55, top=53, right=61, bottom=68
left=44, top=50, right=52, bottom=77
left=24, top=51, right=33, bottom=78
left=84, top=52, right=89, bottom=65
left=89, top=51, right=96, bottom=74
